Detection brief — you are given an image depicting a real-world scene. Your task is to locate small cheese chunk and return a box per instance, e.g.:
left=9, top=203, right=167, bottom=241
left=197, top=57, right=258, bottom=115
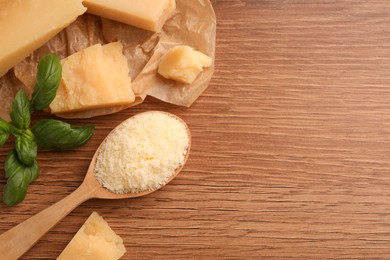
left=57, top=212, right=126, bottom=260
left=158, top=46, right=212, bottom=84
left=83, top=0, right=176, bottom=32
left=0, top=0, right=86, bottom=77
left=49, top=42, right=135, bottom=114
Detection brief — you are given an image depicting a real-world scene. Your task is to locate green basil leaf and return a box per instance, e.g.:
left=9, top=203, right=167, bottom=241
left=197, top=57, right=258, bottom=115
left=15, top=130, right=37, bottom=166
left=31, top=54, right=62, bottom=111
left=3, top=182, right=28, bottom=206
left=4, top=149, right=22, bottom=179
left=10, top=90, right=31, bottom=129
left=0, top=118, right=11, bottom=146
left=0, top=121, right=10, bottom=146
left=0, top=118, right=10, bottom=133
left=32, top=119, right=94, bottom=150
left=5, top=149, right=39, bottom=183
left=3, top=149, right=39, bottom=206
left=0, top=132, right=9, bottom=146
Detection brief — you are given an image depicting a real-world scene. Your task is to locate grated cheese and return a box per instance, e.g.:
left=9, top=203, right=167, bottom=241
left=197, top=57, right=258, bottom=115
left=95, top=112, right=190, bottom=194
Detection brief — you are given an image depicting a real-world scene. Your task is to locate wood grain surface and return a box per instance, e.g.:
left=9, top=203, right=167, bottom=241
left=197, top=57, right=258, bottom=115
left=2, top=0, right=390, bottom=259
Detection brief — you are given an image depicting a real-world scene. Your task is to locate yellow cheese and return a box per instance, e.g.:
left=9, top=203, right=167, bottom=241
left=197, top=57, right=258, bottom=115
left=57, top=212, right=126, bottom=260
left=0, top=0, right=86, bottom=77
left=158, top=45, right=213, bottom=84
left=49, top=42, right=135, bottom=114
left=83, top=0, right=176, bottom=32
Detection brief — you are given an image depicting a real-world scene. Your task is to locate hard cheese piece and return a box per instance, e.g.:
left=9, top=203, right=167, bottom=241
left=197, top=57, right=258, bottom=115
left=0, top=0, right=86, bottom=77
left=158, top=45, right=213, bottom=84
left=57, top=212, right=126, bottom=260
left=50, top=42, right=135, bottom=114
left=83, top=0, right=176, bottom=32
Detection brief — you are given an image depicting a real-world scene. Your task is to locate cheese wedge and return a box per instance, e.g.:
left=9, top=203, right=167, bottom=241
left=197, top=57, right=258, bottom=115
left=49, top=42, right=135, bottom=114
left=57, top=212, right=126, bottom=260
left=83, top=0, right=176, bottom=32
left=0, top=0, right=86, bottom=77
left=158, top=45, right=213, bottom=84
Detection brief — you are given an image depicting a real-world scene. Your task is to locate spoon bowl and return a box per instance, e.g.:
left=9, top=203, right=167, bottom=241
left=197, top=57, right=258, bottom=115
left=83, top=111, right=191, bottom=200
left=0, top=111, right=191, bottom=259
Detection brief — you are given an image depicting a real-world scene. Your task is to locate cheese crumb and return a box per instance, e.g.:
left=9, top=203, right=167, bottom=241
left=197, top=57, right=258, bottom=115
left=158, top=45, right=212, bottom=84
left=95, top=112, right=190, bottom=194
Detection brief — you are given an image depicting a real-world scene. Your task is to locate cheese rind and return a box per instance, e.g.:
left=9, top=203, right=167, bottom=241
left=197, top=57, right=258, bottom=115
left=83, top=0, right=176, bottom=32
left=49, top=42, right=135, bottom=114
left=0, top=0, right=86, bottom=77
left=57, top=212, right=126, bottom=260
left=158, top=45, right=213, bottom=84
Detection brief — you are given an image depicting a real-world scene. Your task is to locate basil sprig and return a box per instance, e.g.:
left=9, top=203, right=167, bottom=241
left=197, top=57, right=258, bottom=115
left=32, top=119, right=94, bottom=150
left=0, top=53, right=94, bottom=206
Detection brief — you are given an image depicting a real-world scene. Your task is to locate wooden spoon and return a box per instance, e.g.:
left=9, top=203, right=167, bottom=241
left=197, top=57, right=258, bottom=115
left=0, top=111, right=191, bottom=260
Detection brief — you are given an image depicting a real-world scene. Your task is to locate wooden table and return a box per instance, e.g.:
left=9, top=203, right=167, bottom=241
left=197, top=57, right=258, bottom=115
left=1, top=0, right=390, bottom=258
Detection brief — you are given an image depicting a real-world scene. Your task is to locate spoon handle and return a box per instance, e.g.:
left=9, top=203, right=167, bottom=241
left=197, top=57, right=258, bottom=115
left=0, top=184, right=93, bottom=259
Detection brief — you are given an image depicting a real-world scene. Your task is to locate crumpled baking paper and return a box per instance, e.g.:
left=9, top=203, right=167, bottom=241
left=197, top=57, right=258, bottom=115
left=0, top=0, right=216, bottom=119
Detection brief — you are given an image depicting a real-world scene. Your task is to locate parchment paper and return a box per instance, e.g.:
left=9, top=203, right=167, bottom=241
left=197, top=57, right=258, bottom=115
left=0, top=0, right=216, bottom=120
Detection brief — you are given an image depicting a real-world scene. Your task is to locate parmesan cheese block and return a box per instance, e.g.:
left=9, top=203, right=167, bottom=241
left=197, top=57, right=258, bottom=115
left=49, top=42, right=135, bottom=114
left=158, top=45, right=213, bottom=84
left=57, top=212, right=126, bottom=260
left=0, top=0, right=86, bottom=77
left=83, top=0, right=176, bottom=32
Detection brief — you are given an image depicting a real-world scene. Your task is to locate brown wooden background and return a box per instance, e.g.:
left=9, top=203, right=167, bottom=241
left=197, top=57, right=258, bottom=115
left=2, top=0, right=390, bottom=259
